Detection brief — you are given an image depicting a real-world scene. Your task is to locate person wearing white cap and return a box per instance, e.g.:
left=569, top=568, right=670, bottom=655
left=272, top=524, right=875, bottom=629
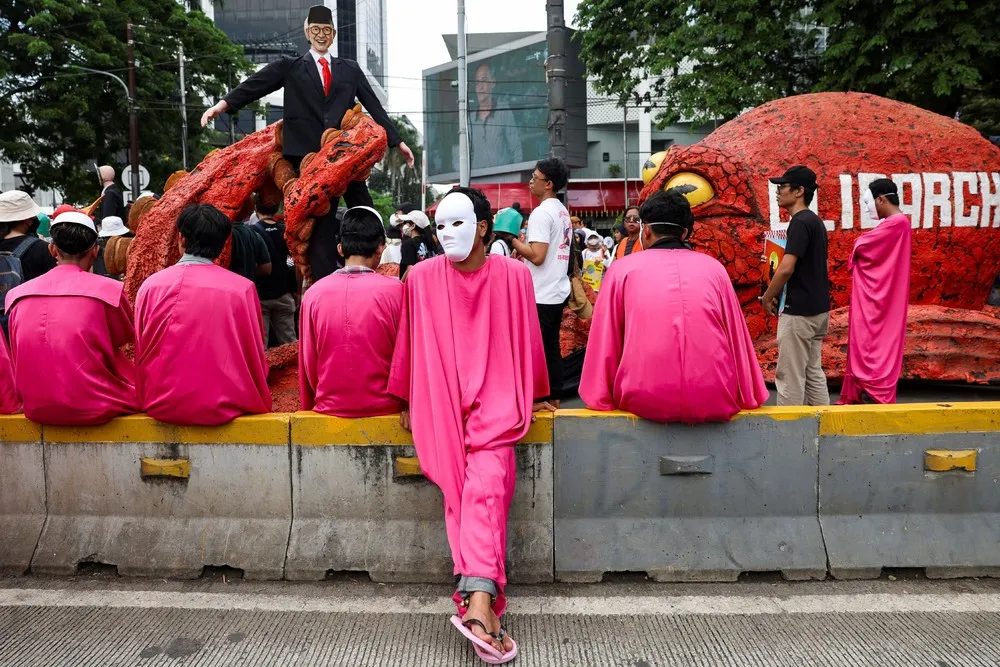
left=388, top=187, right=553, bottom=665
left=397, top=209, right=437, bottom=280
left=93, top=215, right=130, bottom=279
left=4, top=210, right=139, bottom=425
left=0, top=190, right=56, bottom=285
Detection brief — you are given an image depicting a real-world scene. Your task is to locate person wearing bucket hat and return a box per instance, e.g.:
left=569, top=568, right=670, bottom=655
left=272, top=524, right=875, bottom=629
left=4, top=210, right=139, bottom=425
left=0, top=190, right=56, bottom=284
left=490, top=207, right=523, bottom=258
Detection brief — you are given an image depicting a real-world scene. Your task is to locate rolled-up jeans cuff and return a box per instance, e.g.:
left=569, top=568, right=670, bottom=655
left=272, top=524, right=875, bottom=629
left=457, top=576, right=498, bottom=598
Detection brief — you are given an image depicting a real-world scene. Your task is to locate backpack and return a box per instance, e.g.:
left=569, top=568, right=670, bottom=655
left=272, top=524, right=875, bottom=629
left=0, top=236, right=41, bottom=337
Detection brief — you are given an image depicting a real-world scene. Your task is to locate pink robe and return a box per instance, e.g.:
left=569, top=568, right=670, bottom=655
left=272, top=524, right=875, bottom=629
left=135, top=264, right=271, bottom=425
left=838, top=213, right=912, bottom=404
left=388, top=255, right=548, bottom=617
left=581, top=249, right=769, bottom=423
left=5, top=264, right=138, bottom=425
left=0, top=334, right=19, bottom=414
left=299, top=270, right=404, bottom=417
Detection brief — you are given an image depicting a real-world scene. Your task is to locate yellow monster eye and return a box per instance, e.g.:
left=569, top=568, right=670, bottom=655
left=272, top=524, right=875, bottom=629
left=664, top=172, right=715, bottom=208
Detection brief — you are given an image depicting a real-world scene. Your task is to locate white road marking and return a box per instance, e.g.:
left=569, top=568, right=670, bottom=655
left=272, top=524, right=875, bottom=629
left=0, top=589, right=998, bottom=616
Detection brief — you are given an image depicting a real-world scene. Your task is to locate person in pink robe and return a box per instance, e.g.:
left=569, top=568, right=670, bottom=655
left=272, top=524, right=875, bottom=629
left=838, top=179, right=912, bottom=404
left=299, top=206, right=404, bottom=416
left=135, top=204, right=271, bottom=426
left=0, top=333, right=20, bottom=414
left=5, top=211, right=138, bottom=425
left=389, top=189, right=550, bottom=663
left=581, top=189, right=769, bottom=423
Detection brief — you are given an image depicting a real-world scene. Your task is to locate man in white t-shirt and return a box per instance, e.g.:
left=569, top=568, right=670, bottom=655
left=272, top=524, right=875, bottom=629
left=513, top=157, right=572, bottom=407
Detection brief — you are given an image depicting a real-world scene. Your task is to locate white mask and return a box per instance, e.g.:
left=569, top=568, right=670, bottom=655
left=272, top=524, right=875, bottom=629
left=862, top=189, right=880, bottom=223
left=401, top=222, right=415, bottom=236
left=435, top=193, right=480, bottom=262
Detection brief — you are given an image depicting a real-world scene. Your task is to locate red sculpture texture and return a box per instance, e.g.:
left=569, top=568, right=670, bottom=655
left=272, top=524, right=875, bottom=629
left=640, top=92, right=1000, bottom=383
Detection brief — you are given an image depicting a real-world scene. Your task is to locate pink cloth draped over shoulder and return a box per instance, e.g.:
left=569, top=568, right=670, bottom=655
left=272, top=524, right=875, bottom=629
left=135, top=264, right=271, bottom=425
left=299, top=271, right=404, bottom=417
left=5, top=264, right=138, bottom=425
left=0, top=333, right=19, bottom=414
left=580, top=249, right=769, bottom=423
left=838, top=213, right=912, bottom=405
left=388, top=255, right=549, bottom=617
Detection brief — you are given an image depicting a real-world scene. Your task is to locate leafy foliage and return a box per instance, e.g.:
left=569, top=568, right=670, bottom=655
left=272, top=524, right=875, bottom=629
left=368, top=114, right=423, bottom=207
left=0, top=0, right=252, bottom=202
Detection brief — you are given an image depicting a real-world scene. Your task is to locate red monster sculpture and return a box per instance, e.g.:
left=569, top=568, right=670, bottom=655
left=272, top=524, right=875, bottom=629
left=639, top=92, right=1000, bottom=384
left=124, top=106, right=387, bottom=410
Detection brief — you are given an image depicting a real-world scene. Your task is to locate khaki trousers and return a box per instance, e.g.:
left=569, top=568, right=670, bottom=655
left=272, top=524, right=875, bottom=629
left=776, top=312, right=830, bottom=406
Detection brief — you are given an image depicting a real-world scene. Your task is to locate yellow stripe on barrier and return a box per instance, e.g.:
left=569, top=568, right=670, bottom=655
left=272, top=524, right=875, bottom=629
left=820, top=403, right=1000, bottom=436
left=0, top=415, right=42, bottom=442
left=557, top=406, right=819, bottom=423
left=140, top=457, right=191, bottom=478
left=42, top=414, right=290, bottom=445
left=291, top=411, right=554, bottom=447
left=924, top=449, right=977, bottom=472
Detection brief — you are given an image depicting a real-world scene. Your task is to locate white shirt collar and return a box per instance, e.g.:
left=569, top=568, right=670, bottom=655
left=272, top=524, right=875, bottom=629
left=310, top=49, right=331, bottom=64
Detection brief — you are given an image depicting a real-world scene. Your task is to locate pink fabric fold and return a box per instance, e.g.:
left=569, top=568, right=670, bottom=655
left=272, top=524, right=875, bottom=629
left=388, top=255, right=548, bottom=617
left=0, top=334, right=19, bottom=415
left=5, top=264, right=138, bottom=425
left=135, top=264, right=271, bottom=425
left=299, top=271, right=404, bottom=417
left=580, top=249, right=769, bottom=423
left=838, top=213, right=912, bottom=405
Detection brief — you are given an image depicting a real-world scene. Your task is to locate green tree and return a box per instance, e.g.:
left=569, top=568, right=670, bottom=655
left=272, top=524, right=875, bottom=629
left=368, top=114, right=423, bottom=207
left=574, top=0, right=824, bottom=127
left=574, top=0, right=999, bottom=131
left=0, top=0, right=253, bottom=203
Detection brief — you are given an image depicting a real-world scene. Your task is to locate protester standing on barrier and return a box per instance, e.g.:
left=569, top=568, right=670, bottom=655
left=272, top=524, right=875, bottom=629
left=5, top=211, right=139, bottom=425
left=389, top=188, right=551, bottom=664
left=135, top=204, right=271, bottom=426
left=581, top=189, right=769, bottom=422
left=300, top=206, right=404, bottom=416
left=513, top=157, right=572, bottom=408
left=762, top=166, right=831, bottom=406
left=838, top=179, right=912, bottom=404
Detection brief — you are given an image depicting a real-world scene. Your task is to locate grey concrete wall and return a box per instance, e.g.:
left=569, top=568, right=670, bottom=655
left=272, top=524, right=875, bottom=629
left=0, top=422, right=45, bottom=576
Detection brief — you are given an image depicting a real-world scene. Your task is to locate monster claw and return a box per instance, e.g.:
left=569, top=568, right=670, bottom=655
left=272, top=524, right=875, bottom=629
left=321, top=128, right=343, bottom=146
left=300, top=152, right=317, bottom=172
left=282, top=177, right=299, bottom=196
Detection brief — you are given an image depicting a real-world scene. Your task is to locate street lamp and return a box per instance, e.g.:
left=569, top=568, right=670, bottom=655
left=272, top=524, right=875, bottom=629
left=63, top=63, right=141, bottom=201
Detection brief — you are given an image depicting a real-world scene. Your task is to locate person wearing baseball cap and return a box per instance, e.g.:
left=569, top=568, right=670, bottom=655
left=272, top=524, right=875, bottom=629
left=4, top=210, right=139, bottom=425
left=397, top=209, right=437, bottom=280
left=0, top=190, right=56, bottom=283
left=388, top=187, right=550, bottom=663
left=762, top=165, right=831, bottom=406
left=838, top=178, right=912, bottom=404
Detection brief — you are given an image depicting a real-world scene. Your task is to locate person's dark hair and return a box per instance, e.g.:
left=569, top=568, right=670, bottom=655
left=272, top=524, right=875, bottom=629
left=385, top=225, right=402, bottom=240
left=802, top=186, right=816, bottom=206
left=176, top=203, right=232, bottom=260
left=51, top=223, right=98, bottom=256
left=625, top=205, right=641, bottom=218
left=449, top=187, right=494, bottom=247
left=253, top=193, right=280, bottom=217
left=535, top=157, right=570, bottom=192
left=340, top=207, right=386, bottom=258
left=511, top=202, right=522, bottom=213
left=639, top=190, right=695, bottom=240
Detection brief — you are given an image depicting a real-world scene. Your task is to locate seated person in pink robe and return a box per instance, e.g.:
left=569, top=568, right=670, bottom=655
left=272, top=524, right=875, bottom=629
left=299, top=206, right=404, bottom=416
left=5, top=211, right=138, bottom=425
left=135, top=204, right=271, bottom=426
left=581, top=189, right=769, bottom=423
left=838, top=179, right=912, bottom=404
left=0, top=333, right=19, bottom=414
left=389, top=188, right=551, bottom=664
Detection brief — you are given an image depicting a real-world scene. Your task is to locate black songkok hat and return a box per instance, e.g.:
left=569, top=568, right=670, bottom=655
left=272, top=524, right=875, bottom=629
left=307, top=5, right=333, bottom=25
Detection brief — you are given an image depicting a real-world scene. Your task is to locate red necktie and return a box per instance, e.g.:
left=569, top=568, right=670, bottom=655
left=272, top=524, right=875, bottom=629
left=320, top=57, right=331, bottom=96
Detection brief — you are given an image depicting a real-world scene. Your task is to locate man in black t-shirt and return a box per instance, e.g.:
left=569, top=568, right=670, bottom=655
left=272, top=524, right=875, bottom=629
left=762, top=166, right=831, bottom=406
left=251, top=196, right=298, bottom=346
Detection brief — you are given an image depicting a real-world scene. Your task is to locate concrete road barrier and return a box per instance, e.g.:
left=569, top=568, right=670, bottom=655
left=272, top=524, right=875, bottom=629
left=31, top=416, right=291, bottom=580
left=285, top=412, right=554, bottom=583
left=819, top=403, right=1000, bottom=580
left=554, top=409, right=828, bottom=583
left=0, top=417, right=45, bottom=576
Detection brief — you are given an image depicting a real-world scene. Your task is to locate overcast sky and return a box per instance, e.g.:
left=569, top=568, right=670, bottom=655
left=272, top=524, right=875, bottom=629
left=384, top=0, right=582, bottom=131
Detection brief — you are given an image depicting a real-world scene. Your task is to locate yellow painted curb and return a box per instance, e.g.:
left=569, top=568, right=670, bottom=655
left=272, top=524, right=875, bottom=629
left=43, top=414, right=290, bottom=445
left=140, top=457, right=191, bottom=479
left=292, top=411, right=554, bottom=446
left=820, top=403, right=1000, bottom=436
left=0, top=415, right=41, bottom=442
left=924, top=449, right=977, bottom=472
left=394, top=456, right=423, bottom=477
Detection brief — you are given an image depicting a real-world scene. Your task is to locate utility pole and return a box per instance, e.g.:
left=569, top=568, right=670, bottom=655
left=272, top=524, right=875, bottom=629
left=179, top=43, right=188, bottom=170
left=126, top=22, right=141, bottom=201
left=545, top=0, right=567, bottom=162
left=228, top=65, right=236, bottom=145
left=457, top=0, right=469, bottom=186
left=622, top=101, right=628, bottom=206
